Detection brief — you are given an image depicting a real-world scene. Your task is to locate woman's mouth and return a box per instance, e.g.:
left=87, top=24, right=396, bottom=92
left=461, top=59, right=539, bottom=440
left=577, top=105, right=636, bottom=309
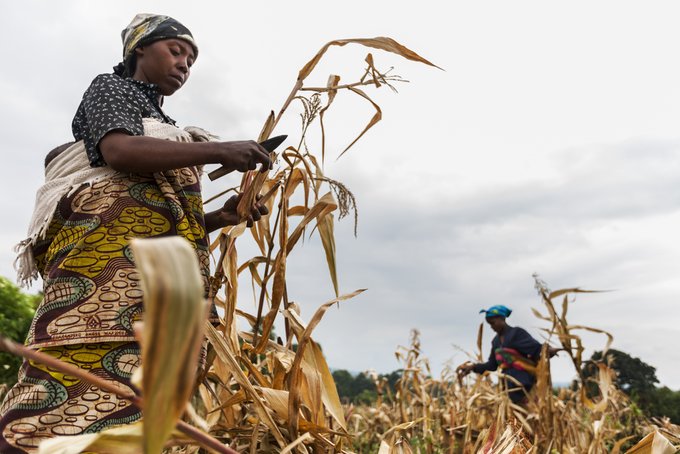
left=170, top=74, right=184, bottom=86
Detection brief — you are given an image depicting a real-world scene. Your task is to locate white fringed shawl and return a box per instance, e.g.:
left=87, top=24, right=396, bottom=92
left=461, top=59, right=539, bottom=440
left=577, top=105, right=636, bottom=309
left=14, top=119, right=217, bottom=287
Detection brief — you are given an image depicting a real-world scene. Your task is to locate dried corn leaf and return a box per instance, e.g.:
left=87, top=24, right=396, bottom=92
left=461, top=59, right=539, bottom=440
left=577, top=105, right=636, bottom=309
left=299, top=364, right=324, bottom=426
left=297, top=37, right=440, bottom=83
left=286, top=192, right=338, bottom=254
left=625, top=431, right=676, bottom=454
left=612, top=436, right=636, bottom=454
left=280, top=432, right=314, bottom=454
left=317, top=211, right=338, bottom=296
left=258, top=110, right=276, bottom=141
left=391, top=436, right=414, bottom=454
left=337, top=86, right=382, bottom=158
left=320, top=74, right=341, bottom=163
left=308, top=340, right=347, bottom=430
left=130, top=237, right=208, bottom=454
left=287, top=205, right=308, bottom=217
left=258, top=387, right=290, bottom=421
left=284, top=167, right=310, bottom=204
left=287, top=289, right=365, bottom=437
left=548, top=287, right=604, bottom=300
left=39, top=422, right=144, bottom=454
left=567, top=324, right=614, bottom=354
left=378, top=441, right=391, bottom=454
left=476, top=322, right=484, bottom=362
left=531, top=307, right=551, bottom=322
left=38, top=421, right=191, bottom=454
left=205, top=323, right=287, bottom=447
left=275, top=192, right=290, bottom=284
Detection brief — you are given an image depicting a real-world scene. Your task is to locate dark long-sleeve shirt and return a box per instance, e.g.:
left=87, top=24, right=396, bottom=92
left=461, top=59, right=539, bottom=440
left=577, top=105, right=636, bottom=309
left=472, top=325, right=543, bottom=389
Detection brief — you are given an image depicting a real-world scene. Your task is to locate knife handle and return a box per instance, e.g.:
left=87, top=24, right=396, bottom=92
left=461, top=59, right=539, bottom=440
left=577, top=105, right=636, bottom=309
left=208, top=166, right=230, bottom=181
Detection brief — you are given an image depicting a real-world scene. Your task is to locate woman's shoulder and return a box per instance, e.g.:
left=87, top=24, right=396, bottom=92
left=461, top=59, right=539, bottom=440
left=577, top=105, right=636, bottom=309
left=499, top=326, right=529, bottom=343
left=77, top=73, right=147, bottom=109
left=508, top=326, right=531, bottom=338
left=85, top=73, right=129, bottom=91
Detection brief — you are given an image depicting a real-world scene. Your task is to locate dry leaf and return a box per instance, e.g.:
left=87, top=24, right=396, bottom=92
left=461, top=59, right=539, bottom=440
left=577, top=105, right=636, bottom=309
left=130, top=237, right=209, bottom=454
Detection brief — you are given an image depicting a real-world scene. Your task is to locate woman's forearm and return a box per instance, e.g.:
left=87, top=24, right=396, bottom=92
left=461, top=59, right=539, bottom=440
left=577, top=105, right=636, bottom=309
left=100, top=133, right=220, bottom=173
left=204, top=210, right=235, bottom=234
left=99, top=131, right=271, bottom=174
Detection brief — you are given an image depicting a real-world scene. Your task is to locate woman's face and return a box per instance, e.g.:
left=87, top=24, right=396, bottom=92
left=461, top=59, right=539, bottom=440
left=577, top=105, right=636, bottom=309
left=133, top=38, right=195, bottom=96
left=486, top=316, right=507, bottom=334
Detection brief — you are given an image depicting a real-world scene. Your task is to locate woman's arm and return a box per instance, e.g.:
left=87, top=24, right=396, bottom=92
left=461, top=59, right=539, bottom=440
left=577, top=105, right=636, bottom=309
left=458, top=339, right=500, bottom=376
left=472, top=347, right=499, bottom=373
left=511, top=327, right=543, bottom=361
left=99, top=131, right=271, bottom=174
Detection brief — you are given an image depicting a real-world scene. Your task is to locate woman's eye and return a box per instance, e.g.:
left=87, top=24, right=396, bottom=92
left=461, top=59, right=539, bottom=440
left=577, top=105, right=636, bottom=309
left=170, top=49, right=180, bottom=56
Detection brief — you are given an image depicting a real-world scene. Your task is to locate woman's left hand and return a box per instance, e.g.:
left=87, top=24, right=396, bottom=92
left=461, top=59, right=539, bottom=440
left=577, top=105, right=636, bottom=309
left=547, top=346, right=562, bottom=357
left=205, top=194, right=269, bottom=232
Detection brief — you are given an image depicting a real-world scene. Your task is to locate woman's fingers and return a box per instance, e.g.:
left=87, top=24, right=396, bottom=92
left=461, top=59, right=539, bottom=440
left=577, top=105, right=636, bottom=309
left=218, top=141, right=272, bottom=173
left=253, top=195, right=269, bottom=217
left=220, top=191, right=271, bottom=228
left=254, top=145, right=272, bottom=172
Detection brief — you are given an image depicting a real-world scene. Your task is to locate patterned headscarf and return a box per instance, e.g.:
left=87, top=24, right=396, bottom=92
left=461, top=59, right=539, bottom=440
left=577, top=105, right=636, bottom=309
left=480, top=305, right=512, bottom=318
left=114, top=13, right=199, bottom=77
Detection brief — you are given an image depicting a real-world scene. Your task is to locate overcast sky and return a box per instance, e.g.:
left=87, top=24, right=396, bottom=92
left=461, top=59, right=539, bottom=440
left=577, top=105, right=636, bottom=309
left=1, top=1, right=680, bottom=388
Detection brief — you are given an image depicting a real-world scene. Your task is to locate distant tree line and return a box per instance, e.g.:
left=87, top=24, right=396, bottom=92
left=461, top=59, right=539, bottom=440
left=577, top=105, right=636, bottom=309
left=581, top=349, right=680, bottom=424
left=331, top=369, right=402, bottom=404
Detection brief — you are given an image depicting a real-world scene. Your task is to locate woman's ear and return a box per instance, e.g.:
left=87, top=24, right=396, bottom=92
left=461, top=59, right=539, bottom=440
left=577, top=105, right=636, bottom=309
left=134, top=46, right=145, bottom=58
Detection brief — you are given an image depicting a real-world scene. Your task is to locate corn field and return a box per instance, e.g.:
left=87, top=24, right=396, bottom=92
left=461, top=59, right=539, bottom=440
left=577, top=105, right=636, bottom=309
left=346, top=279, right=680, bottom=453
left=1, top=38, right=679, bottom=453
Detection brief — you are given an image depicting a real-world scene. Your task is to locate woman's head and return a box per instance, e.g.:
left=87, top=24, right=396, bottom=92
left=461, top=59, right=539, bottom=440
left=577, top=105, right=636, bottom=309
left=479, top=305, right=512, bottom=334
left=133, top=38, right=195, bottom=96
left=114, top=14, right=198, bottom=93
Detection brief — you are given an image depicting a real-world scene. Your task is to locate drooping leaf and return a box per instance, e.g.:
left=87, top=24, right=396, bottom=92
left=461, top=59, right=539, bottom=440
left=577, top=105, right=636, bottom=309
left=317, top=212, right=338, bottom=296
left=296, top=37, right=441, bottom=82
left=130, top=237, right=209, bottom=454
left=337, top=87, right=382, bottom=159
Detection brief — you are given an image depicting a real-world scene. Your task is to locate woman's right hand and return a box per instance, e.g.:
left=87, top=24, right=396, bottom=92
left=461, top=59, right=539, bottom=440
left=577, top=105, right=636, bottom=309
left=215, top=140, right=272, bottom=175
left=456, top=362, right=475, bottom=376
left=99, top=133, right=274, bottom=174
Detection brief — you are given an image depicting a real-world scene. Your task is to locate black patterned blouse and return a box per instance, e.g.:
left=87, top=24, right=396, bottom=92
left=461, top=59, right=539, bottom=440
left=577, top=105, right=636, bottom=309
left=71, top=73, right=176, bottom=167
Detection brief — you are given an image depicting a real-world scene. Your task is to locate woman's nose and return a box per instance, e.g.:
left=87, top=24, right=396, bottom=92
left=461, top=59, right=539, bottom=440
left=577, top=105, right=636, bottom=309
left=177, top=59, right=189, bottom=74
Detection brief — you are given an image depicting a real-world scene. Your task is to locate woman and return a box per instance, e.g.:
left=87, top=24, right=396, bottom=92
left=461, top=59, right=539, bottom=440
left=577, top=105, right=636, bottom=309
left=1, top=14, right=269, bottom=452
left=457, top=305, right=560, bottom=404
